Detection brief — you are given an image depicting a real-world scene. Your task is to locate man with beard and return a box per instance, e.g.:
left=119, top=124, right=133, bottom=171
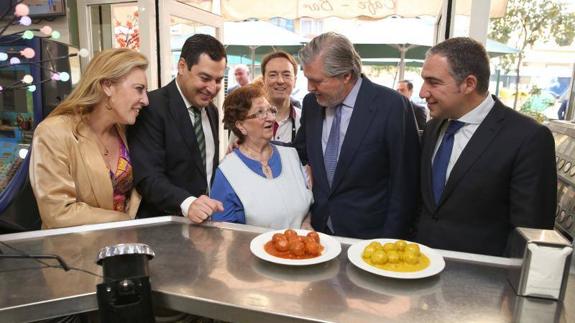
left=129, top=34, right=225, bottom=222
left=295, top=32, right=420, bottom=239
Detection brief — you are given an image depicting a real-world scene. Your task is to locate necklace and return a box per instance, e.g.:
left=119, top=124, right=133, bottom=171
left=94, top=133, right=111, bottom=156
left=89, top=125, right=116, bottom=159
left=240, top=144, right=273, bottom=179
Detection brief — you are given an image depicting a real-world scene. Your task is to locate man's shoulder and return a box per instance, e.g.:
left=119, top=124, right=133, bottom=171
left=302, top=92, right=318, bottom=105
left=147, top=82, right=174, bottom=103
left=495, top=99, right=546, bottom=132
left=143, top=82, right=180, bottom=115
left=360, top=77, right=405, bottom=106
left=411, top=101, right=426, bottom=110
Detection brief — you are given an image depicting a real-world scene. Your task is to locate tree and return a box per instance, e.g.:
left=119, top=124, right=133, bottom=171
left=489, top=0, right=575, bottom=109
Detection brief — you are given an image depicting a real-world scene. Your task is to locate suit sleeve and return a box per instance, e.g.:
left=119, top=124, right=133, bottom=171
left=128, top=101, right=191, bottom=215
left=384, top=96, right=421, bottom=238
left=29, top=122, right=131, bottom=229
left=509, top=125, right=557, bottom=229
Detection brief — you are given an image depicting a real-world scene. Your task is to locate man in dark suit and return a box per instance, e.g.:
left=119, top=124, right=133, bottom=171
left=396, top=80, right=428, bottom=131
left=415, top=37, right=557, bottom=256
left=128, top=34, right=225, bottom=222
left=295, top=32, right=420, bottom=239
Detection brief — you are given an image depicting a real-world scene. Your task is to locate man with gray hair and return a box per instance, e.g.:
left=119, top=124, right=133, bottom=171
left=294, top=32, right=420, bottom=239
left=226, top=64, right=250, bottom=95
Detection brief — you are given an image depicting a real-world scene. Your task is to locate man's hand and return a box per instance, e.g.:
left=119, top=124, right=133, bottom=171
left=187, top=195, right=224, bottom=224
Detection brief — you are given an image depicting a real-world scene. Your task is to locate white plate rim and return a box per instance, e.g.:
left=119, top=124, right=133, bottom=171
left=250, top=229, right=341, bottom=266
left=347, top=239, right=445, bottom=279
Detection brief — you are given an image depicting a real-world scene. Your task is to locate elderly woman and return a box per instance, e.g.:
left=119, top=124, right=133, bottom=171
left=30, top=48, right=149, bottom=229
left=210, top=85, right=312, bottom=229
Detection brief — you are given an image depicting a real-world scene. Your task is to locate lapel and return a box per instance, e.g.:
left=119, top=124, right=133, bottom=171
left=166, top=80, right=207, bottom=179
left=422, top=118, right=447, bottom=210
left=75, top=119, right=114, bottom=209
left=437, top=99, right=506, bottom=207
left=205, top=103, right=220, bottom=162
left=330, top=77, right=376, bottom=192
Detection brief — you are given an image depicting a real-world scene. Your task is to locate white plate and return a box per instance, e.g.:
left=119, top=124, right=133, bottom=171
left=347, top=239, right=445, bottom=279
left=250, top=229, right=341, bottom=266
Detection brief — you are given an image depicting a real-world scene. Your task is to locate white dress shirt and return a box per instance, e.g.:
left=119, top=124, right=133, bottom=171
left=274, top=105, right=302, bottom=142
left=432, top=94, right=495, bottom=180
left=175, top=80, right=216, bottom=216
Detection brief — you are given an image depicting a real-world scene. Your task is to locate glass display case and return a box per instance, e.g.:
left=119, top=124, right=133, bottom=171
left=0, top=38, right=77, bottom=232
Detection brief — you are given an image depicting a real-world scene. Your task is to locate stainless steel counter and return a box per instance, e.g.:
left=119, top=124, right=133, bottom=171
left=0, top=217, right=573, bottom=323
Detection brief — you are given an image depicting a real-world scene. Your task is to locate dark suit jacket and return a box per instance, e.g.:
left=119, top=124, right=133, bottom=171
left=128, top=80, right=220, bottom=218
left=295, top=76, right=420, bottom=239
left=411, top=102, right=427, bottom=131
left=415, top=97, right=557, bottom=256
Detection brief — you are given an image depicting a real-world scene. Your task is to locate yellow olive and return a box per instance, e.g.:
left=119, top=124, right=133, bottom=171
left=395, top=240, right=407, bottom=251
left=405, top=243, right=420, bottom=256
left=368, top=241, right=383, bottom=250
left=387, top=251, right=400, bottom=263
left=371, top=250, right=388, bottom=265
left=362, top=245, right=376, bottom=259
left=404, top=252, right=419, bottom=265
left=383, top=243, right=396, bottom=252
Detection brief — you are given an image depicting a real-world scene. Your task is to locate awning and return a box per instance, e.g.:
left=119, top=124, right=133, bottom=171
left=223, top=20, right=306, bottom=73
left=220, top=0, right=508, bottom=21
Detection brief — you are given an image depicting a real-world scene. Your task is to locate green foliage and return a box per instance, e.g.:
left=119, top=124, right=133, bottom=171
left=519, top=110, right=547, bottom=123
left=488, top=0, right=575, bottom=108
left=490, top=0, right=575, bottom=50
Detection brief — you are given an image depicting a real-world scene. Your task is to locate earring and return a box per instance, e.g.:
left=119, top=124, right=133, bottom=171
left=105, top=98, right=113, bottom=111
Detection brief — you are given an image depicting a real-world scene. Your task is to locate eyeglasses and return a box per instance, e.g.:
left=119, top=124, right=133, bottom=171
left=245, top=106, right=278, bottom=120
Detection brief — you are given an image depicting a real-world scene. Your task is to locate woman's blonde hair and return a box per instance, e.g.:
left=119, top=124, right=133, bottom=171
left=49, top=48, right=148, bottom=119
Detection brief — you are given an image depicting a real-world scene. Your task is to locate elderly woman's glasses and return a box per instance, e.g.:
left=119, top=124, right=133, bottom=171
left=245, top=106, right=278, bottom=120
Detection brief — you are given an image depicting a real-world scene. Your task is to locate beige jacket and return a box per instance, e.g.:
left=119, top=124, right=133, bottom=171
left=29, top=115, right=140, bottom=229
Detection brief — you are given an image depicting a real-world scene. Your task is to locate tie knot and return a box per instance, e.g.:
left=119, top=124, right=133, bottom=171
left=445, top=120, right=465, bottom=136
left=190, top=106, right=201, bottom=117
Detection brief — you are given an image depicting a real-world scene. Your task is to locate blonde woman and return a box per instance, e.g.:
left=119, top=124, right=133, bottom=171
left=30, top=48, right=149, bottom=229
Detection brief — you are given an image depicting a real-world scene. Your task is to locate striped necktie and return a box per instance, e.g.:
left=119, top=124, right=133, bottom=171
left=324, top=104, right=342, bottom=187
left=191, top=107, right=206, bottom=168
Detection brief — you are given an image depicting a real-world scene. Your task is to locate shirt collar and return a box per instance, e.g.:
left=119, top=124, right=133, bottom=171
left=340, top=77, right=363, bottom=109
left=175, top=78, right=193, bottom=109
left=457, top=93, right=495, bottom=125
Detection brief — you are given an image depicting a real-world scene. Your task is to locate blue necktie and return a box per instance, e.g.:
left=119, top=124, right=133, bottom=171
left=432, top=120, right=465, bottom=204
left=324, top=105, right=342, bottom=187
